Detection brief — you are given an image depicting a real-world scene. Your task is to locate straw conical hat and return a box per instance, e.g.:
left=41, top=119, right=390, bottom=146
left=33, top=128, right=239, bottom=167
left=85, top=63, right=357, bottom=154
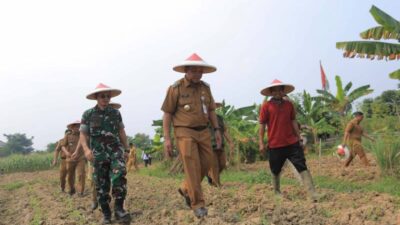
left=173, top=53, right=217, bottom=74
left=109, top=102, right=121, bottom=109
left=260, top=79, right=295, bottom=96
left=86, top=83, right=121, bottom=100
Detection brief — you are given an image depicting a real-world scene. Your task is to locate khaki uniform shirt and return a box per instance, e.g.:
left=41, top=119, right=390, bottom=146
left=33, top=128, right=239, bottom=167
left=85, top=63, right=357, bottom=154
left=161, top=77, right=216, bottom=127
left=129, top=146, right=137, bottom=160
left=345, top=118, right=363, bottom=142
left=61, top=131, right=84, bottom=161
left=55, top=138, right=66, bottom=159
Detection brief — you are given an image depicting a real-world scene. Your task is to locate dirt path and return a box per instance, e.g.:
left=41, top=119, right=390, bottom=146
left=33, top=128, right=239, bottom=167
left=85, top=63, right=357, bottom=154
left=1, top=156, right=400, bottom=225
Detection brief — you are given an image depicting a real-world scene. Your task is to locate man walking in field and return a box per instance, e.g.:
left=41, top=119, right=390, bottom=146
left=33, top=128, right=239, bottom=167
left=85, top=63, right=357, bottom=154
left=74, top=101, right=124, bottom=212
left=127, top=143, right=139, bottom=172
left=79, top=83, right=130, bottom=224
left=52, top=130, right=70, bottom=192
left=343, top=111, right=375, bottom=167
left=258, top=79, right=321, bottom=202
left=61, top=121, right=86, bottom=196
left=206, top=102, right=234, bottom=187
left=162, top=53, right=222, bottom=218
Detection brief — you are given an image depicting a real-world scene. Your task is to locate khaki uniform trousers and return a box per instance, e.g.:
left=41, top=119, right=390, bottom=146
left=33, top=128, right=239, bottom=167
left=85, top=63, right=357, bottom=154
left=175, top=127, right=216, bottom=210
left=345, top=140, right=369, bottom=166
left=66, top=159, right=86, bottom=193
left=87, top=161, right=97, bottom=203
left=208, top=149, right=227, bottom=187
left=59, top=158, right=67, bottom=191
left=127, top=156, right=139, bottom=172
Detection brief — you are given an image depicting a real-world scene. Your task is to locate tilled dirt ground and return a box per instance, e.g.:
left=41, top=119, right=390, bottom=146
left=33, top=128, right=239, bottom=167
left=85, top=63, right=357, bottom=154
left=1, top=155, right=399, bottom=225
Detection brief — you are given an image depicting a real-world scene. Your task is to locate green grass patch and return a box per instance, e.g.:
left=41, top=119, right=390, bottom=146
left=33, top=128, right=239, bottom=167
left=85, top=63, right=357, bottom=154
left=140, top=161, right=400, bottom=197
left=314, top=175, right=400, bottom=197
left=137, top=161, right=183, bottom=179
left=1, top=181, right=25, bottom=191
left=28, top=186, right=44, bottom=225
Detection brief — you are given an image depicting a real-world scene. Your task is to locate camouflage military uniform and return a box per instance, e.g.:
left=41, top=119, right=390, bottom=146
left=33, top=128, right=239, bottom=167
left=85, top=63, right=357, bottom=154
left=80, top=105, right=127, bottom=205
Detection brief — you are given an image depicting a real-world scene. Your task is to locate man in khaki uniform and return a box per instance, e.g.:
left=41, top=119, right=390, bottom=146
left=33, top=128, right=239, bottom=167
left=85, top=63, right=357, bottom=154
left=343, top=111, right=375, bottom=167
left=62, top=120, right=86, bottom=196
left=52, top=131, right=70, bottom=192
left=162, top=53, right=222, bottom=218
left=127, top=143, right=139, bottom=172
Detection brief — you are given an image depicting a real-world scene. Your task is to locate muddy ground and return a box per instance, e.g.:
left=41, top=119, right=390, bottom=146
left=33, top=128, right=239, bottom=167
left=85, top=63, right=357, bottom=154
left=1, top=154, right=399, bottom=225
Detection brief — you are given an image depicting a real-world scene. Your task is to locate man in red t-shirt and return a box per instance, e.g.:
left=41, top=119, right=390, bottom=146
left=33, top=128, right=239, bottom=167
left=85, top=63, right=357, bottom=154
left=258, top=79, right=320, bottom=202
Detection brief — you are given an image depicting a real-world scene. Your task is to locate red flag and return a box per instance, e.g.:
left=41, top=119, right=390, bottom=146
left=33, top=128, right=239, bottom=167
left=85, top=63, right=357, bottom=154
left=320, top=61, right=329, bottom=91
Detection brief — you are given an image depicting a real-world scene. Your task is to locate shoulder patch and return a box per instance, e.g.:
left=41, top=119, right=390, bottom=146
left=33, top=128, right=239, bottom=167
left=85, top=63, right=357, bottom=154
left=172, top=80, right=181, bottom=88
left=201, top=81, right=210, bottom=88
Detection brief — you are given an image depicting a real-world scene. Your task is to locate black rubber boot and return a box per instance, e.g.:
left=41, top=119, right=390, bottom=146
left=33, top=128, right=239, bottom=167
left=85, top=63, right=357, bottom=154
left=69, top=188, right=76, bottom=196
left=193, top=207, right=208, bottom=218
left=100, top=203, right=112, bottom=224
left=114, top=199, right=130, bottom=221
left=206, top=175, right=213, bottom=185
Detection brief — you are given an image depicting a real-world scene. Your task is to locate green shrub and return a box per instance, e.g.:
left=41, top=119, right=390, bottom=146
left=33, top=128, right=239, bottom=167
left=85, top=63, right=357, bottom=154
left=365, top=134, right=400, bottom=178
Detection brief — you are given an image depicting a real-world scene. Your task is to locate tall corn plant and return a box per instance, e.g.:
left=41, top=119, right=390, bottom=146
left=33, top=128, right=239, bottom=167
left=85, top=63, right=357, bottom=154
left=336, top=5, right=400, bottom=80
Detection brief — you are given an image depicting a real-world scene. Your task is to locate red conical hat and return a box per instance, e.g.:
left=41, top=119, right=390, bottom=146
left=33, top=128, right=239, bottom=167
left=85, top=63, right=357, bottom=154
left=173, top=53, right=217, bottom=74
left=67, top=120, right=81, bottom=129
left=260, top=79, right=295, bottom=96
left=109, top=102, right=122, bottom=109
left=86, top=83, right=121, bottom=100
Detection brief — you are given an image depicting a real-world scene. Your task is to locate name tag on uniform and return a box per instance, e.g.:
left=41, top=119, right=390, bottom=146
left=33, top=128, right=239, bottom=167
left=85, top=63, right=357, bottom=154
left=201, top=96, right=207, bottom=114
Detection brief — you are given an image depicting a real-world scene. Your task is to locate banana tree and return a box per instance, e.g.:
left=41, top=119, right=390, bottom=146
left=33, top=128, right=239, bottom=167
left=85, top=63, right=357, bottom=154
left=216, top=100, right=259, bottom=163
left=336, top=5, right=400, bottom=79
left=295, top=91, right=336, bottom=151
left=315, top=75, right=373, bottom=117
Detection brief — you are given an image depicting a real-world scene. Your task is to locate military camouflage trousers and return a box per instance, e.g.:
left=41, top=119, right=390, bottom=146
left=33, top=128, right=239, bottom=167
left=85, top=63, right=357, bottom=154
left=92, top=141, right=127, bottom=205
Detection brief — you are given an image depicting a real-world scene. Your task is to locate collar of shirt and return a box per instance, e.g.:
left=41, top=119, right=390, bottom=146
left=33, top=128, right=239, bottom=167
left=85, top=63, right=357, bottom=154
left=183, top=77, right=201, bottom=88
left=270, top=97, right=284, bottom=105
left=94, top=104, right=113, bottom=113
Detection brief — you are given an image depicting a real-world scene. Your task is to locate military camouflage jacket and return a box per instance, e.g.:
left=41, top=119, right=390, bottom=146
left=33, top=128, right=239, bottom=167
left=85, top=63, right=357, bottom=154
left=80, top=105, right=125, bottom=148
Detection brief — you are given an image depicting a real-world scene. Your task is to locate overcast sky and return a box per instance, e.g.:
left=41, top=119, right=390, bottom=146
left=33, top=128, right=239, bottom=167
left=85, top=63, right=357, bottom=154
left=0, top=0, right=399, bottom=150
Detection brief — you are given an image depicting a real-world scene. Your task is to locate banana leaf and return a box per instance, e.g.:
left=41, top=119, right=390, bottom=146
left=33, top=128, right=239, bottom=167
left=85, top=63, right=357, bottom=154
left=336, top=41, right=400, bottom=59
left=360, top=26, right=400, bottom=40
left=370, top=5, right=400, bottom=34
left=389, top=69, right=400, bottom=80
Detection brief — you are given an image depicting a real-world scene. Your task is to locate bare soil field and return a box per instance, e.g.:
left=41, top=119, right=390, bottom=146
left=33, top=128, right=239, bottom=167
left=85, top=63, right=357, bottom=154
left=1, top=155, right=399, bottom=225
